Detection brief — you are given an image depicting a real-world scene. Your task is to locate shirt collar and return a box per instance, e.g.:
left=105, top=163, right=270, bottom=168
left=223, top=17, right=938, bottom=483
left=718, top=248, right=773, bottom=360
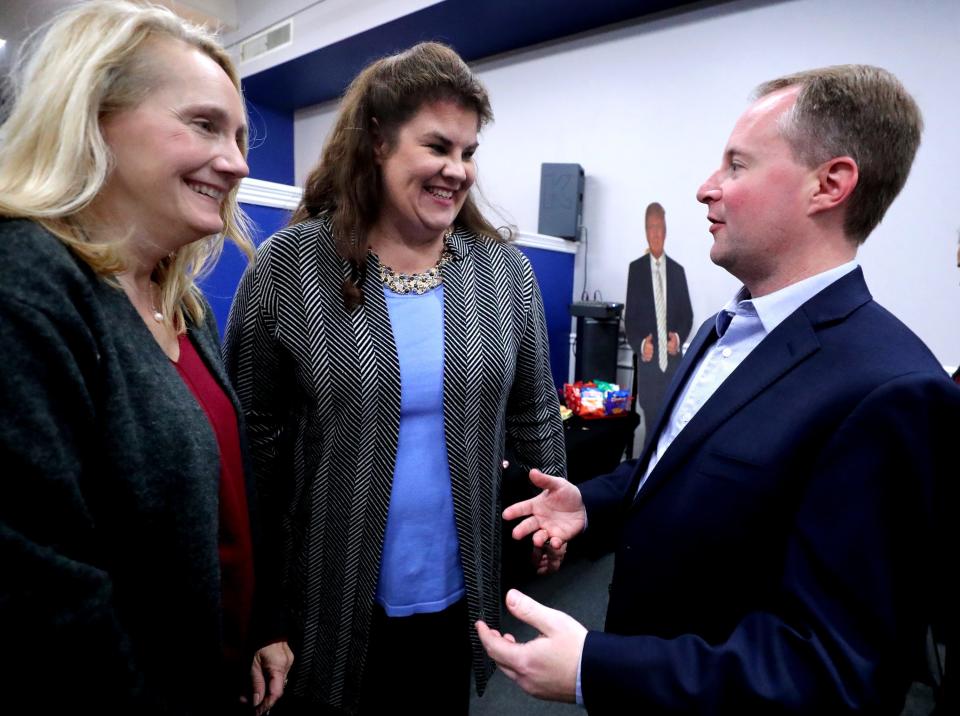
left=716, top=259, right=859, bottom=336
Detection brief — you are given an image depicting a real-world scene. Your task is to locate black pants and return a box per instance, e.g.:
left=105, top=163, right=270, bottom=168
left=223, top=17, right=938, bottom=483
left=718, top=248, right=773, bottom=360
left=634, top=353, right=681, bottom=444
left=359, top=598, right=472, bottom=716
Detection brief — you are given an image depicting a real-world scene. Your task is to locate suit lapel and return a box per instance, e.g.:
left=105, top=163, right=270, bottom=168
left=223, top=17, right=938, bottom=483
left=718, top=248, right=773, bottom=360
left=633, top=268, right=872, bottom=505
left=634, top=255, right=653, bottom=318
left=665, top=257, right=678, bottom=316
left=625, top=317, right=717, bottom=497
left=649, top=317, right=716, bottom=441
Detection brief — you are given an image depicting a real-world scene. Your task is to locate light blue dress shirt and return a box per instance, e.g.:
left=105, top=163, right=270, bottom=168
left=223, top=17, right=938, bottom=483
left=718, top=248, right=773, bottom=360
left=637, top=259, right=859, bottom=493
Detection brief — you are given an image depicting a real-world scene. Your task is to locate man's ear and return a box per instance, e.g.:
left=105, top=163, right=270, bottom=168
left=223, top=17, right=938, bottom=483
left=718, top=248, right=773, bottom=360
left=808, top=156, right=858, bottom=216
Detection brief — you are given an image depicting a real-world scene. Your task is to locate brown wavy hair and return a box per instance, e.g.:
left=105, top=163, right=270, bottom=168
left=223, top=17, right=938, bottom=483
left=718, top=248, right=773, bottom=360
left=290, top=42, right=500, bottom=309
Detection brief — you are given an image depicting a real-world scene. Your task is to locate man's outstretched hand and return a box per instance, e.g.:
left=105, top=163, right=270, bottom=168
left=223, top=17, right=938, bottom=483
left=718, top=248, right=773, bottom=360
left=504, top=469, right=586, bottom=549
left=476, top=589, right=586, bottom=702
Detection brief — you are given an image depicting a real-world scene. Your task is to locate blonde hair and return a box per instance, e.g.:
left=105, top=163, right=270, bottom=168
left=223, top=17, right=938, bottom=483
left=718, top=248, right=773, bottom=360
left=0, top=0, right=253, bottom=331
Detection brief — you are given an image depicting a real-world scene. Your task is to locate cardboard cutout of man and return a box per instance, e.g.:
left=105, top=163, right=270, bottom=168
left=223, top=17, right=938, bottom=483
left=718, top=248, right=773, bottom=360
left=624, top=203, right=693, bottom=436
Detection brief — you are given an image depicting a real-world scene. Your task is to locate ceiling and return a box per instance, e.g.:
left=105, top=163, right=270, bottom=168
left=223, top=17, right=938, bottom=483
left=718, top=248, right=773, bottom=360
left=0, top=0, right=234, bottom=77
left=0, top=0, right=75, bottom=75
left=241, top=0, right=724, bottom=111
left=0, top=0, right=726, bottom=112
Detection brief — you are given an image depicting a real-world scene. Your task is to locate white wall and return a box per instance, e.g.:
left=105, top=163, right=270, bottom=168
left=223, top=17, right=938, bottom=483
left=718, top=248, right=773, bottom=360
left=293, top=0, right=960, bottom=366
left=295, top=99, right=341, bottom=181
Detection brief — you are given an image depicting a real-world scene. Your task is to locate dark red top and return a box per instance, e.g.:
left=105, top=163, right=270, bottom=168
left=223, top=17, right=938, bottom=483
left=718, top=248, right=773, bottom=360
left=173, top=334, right=255, bottom=677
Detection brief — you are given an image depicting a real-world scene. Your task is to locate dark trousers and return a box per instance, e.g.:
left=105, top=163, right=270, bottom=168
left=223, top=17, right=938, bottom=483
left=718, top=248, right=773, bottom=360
left=634, top=354, right=681, bottom=440
left=359, top=598, right=472, bottom=716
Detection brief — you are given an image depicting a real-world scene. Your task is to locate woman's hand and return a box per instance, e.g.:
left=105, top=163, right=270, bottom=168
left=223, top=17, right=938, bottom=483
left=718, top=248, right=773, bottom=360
left=246, top=640, right=294, bottom=715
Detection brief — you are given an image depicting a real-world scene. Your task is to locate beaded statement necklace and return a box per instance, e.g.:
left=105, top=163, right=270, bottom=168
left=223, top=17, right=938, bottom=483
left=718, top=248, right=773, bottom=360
left=375, top=228, right=454, bottom=295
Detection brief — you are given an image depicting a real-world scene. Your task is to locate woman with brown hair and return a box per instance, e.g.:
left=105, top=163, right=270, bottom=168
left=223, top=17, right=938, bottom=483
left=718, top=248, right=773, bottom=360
left=225, top=42, right=566, bottom=714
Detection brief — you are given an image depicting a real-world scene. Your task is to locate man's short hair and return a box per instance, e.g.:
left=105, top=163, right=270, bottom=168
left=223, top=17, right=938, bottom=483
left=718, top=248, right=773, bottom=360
left=645, top=202, right=665, bottom=223
left=754, top=65, right=922, bottom=244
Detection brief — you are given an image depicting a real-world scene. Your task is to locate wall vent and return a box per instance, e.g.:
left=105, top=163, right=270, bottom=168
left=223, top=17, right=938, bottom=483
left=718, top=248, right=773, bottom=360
left=240, top=19, right=293, bottom=63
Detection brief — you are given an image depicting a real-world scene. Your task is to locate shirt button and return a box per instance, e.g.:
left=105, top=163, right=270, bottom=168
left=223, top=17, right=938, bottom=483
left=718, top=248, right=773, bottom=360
left=681, top=412, right=692, bottom=423
left=722, top=347, right=732, bottom=358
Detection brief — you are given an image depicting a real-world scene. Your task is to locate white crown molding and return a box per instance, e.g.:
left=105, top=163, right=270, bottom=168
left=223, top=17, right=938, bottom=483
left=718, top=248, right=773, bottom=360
left=515, top=231, right=578, bottom=254
left=237, top=177, right=302, bottom=210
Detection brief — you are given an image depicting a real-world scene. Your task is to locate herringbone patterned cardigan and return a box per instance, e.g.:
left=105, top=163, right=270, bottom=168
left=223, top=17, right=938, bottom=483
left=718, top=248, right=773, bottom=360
left=223, top=216, right=566, bottom=712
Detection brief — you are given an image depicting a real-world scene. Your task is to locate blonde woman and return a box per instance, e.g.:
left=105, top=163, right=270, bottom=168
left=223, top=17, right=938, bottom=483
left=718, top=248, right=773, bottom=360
left=0, top=2, right=291, bottom=713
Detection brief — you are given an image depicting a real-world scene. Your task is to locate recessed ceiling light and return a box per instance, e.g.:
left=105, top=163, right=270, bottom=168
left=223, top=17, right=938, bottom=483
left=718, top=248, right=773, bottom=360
left=0, top=39, right=8, bottom=50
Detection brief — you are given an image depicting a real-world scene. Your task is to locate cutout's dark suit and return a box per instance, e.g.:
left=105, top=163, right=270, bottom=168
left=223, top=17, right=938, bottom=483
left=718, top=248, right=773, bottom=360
left=578, top=268, right=959, bottom=712
left=624, top=253, right=693, bottom=434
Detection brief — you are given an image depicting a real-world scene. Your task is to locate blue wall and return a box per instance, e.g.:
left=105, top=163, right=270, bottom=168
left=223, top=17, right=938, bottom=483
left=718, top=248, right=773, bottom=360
left=200, top=96, right=294, bottom=336
left=200, top=203, right=290, bottom=334
left=517, top=245, right=574, bottom=388
left=245, top=99, right=295, bottom=185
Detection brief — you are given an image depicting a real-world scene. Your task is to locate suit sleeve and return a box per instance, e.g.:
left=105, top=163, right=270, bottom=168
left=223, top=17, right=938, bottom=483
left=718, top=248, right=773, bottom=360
left=504, top=257, right=567, bottom=478
left=672, top=263, right=694, bottom=343
left=577, top=459, right=641, bottom=553
left=624, top=259, right=654, bottom=353
left=581, top=373, right=959, bottom=713
left=0, top=295, right=145, bottom=711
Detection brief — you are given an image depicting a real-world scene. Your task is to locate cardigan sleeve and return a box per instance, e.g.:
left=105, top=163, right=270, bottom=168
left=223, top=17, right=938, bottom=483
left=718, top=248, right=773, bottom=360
left=0, top=293, right=146, bottom=709
left=222, top=239, right=295, bottom=625
left=504, top=255, right=567, bottom=479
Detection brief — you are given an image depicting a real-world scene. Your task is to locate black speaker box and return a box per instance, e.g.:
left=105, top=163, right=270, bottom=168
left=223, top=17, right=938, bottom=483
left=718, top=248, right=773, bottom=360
left=538, top=163, right=584, bottom=239
left=574, top=316, right=619, bottom=383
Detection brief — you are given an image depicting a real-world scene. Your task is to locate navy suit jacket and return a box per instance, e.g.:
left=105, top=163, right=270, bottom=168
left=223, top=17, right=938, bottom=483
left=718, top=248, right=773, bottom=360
left=578, top=268, right=958, bottom=714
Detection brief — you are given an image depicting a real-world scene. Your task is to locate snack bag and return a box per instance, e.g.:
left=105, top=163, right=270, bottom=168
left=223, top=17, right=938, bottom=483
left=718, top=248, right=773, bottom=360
left=563, top=382, right=582, bottom=414
left=594, top=380, right=618, bottom=394
left=604, top=389, right=632, bottom=416
left=578, top=386, right=606, bottom=419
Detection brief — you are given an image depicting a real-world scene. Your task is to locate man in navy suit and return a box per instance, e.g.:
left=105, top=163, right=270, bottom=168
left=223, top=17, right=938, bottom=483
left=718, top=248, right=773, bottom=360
left=477, top=65, right=958, bottom=713
left=624, top=202, right=693, bottom=440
